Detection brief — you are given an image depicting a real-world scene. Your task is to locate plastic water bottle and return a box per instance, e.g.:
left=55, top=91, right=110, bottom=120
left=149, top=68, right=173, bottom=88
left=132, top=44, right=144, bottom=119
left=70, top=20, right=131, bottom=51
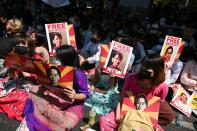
left=176, top=112, right=183, bottom=127
left=88, top=108, right=96, bottom=127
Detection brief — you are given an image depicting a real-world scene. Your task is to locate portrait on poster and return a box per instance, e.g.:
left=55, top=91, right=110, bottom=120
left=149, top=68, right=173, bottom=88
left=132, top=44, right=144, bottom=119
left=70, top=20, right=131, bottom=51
left=103, top=41, right=133, bottom=78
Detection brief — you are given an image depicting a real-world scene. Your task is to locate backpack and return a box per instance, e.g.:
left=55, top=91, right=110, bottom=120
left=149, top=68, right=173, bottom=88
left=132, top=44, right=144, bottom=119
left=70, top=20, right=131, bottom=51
left=118, top=110, right=154, bottom=131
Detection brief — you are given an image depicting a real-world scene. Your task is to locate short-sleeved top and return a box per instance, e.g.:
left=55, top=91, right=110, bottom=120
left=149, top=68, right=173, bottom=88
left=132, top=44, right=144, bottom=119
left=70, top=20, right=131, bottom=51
left=123, top=74, right=168, bottom=101
left=74, top=68, right=90, bottom=98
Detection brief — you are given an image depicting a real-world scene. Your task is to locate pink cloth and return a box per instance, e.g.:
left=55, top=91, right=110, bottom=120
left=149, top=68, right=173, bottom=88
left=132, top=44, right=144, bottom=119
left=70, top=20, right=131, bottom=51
left=25, top=86, right=84, bottom=130
left=123, top=74, right=168, bottom=101
left=100, top=111, right=118, bottom=131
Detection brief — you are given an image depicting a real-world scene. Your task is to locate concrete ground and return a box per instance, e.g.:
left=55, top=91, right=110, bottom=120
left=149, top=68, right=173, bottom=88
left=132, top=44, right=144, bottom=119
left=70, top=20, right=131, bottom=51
left=0, top=106, right=196, bottom=131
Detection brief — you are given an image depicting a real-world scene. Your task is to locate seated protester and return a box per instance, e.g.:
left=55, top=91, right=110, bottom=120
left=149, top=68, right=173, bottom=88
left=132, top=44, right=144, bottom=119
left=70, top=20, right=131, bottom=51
left=8, top=34, right=35, bottom=79
left=85, top=37, right=135, bottom=115
left=162, top=45, right=183, bottom=93
left=85, top=67, right=120, bottom=115
left=131, top=38, right=146, bottom=65
left=100, top=54, right=175, bottom=131
left=144, top=33, right=162, bottom=55
left=0, top=36, right=33, bottom=121
left=164, top=59, right=183, bottom=86
left=20, top=45, right=90, bottom=130
left=80, top=24, right=104, bottom=70
left=180, top=52, right=197, bottom=92
left=0, top=18, right=23, bottom=77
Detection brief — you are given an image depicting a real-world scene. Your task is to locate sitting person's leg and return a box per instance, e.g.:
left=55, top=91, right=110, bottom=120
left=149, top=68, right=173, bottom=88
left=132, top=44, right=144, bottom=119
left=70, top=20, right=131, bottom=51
left=158, top=100, right=175, bottom=125
left=100, top=111, right=118, bottom=131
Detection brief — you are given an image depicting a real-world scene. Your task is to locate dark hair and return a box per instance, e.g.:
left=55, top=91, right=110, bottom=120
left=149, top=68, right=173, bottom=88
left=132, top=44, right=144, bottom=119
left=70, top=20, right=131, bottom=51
left=112, top=51, right=123, bottom=61
left=115, top=36, right=132, bottom=47
left=35, top=34, right=45, bottom=47
left=50, top=32, right=62, bottom=40
left=134, top=95, right=148, bottom=108
left=56, top=45, right=80, bottom=68
left=138, top=54, right=165, bottom=87
left=46, top=66, right=61, bottom=78
left=165, top=46, right=173, bottom=55
left=181, top=93, right=187, bottom=99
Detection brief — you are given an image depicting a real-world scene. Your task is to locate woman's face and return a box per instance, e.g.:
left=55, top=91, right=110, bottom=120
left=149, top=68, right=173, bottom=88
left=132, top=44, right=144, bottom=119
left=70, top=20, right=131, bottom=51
left=53, top=35, right=62, bottom=47
left=181, top=94, right=187, bottom=104
left=136, top=98, right=147, bottom=111
left=164, top=48, right=173, bottom=61
left=112, top=54, right=121, bottom=67
left=49, top=69, right=60, bottom=86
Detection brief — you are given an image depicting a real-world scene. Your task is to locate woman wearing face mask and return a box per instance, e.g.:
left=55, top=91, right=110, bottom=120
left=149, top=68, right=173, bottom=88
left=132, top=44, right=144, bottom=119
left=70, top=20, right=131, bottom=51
left=14, top=36, right=30, bottom=56
left=100, top=54, right=175, bottom=131
left=6, top=34, right=36, bottom=79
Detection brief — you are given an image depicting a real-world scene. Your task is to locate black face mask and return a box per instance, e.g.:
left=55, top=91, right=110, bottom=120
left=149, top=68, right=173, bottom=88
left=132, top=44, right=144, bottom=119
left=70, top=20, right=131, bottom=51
left=15, top=46, right=29, bottom=55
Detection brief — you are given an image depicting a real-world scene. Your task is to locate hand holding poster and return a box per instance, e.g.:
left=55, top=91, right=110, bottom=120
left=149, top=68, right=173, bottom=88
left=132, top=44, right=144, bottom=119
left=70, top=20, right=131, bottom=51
left=160, top=35, right=182, bottom=66
left=170, top=85, right=192, bottom=117
left=102, top=41, right=133, bottom=78
left=45, top=23, right=77, bottom=56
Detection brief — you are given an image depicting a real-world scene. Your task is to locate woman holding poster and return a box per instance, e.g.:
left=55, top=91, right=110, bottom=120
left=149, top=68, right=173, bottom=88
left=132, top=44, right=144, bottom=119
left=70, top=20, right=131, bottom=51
left=100, top=54, right=175, bottom=131
left=20, top=45, right=90, bottom=130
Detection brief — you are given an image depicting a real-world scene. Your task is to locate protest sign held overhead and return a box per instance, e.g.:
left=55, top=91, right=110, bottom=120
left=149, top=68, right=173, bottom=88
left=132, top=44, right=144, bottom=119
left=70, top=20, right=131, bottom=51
left=102, top=41, right=133, bottom=78
left=45, top=23, right=77, bottom=56
left=160, top=35, right=182, bottom=66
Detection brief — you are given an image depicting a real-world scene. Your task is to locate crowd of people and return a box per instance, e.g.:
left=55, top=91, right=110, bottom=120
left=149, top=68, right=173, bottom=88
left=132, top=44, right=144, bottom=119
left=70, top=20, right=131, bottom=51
left=0, top=0, right=197, bottom=131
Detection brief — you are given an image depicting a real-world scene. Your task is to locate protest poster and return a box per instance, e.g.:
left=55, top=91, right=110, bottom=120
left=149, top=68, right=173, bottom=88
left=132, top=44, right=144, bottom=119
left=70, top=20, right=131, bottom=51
left=170, top=85, right=192, bottom=117
left=188, top=91, right=197, bottom=110
left=121, top=91, right=161, bottom=127
left=100, top=44, right=111, bottom=68
left=160, top=35, right=182, bottom=66
left=45, top=22, right=70, bottom=55
left=102, top=41, right=133, bottom=78
left=67, top=24, right=77, bottom=51
left=34, top=62, right=74, bottom=89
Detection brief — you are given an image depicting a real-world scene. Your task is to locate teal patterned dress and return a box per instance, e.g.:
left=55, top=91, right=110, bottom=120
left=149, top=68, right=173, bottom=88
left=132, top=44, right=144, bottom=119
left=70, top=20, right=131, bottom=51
left=85, top=74, right=120, bottom=115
